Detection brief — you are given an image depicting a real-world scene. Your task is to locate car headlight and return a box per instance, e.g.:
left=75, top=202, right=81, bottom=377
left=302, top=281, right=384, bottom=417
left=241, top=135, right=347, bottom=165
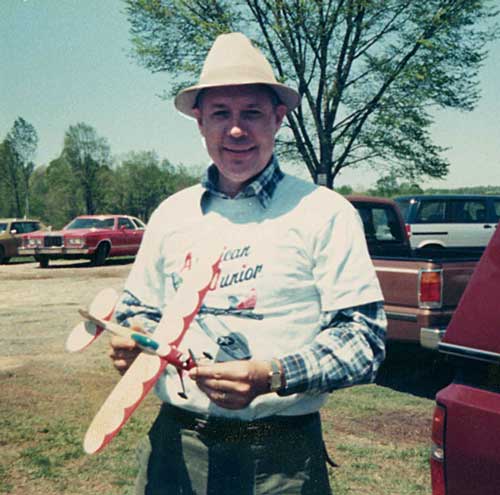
left=67, top=238, right=85, bottom=246
left=27, top=238, right=42, bottom=247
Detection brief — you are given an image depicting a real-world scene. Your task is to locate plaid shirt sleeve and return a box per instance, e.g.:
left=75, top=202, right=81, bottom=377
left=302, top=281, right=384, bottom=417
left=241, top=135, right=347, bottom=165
left=113, top=290, right=162, bottom=334
left=278, top=301, right=386, bottom=395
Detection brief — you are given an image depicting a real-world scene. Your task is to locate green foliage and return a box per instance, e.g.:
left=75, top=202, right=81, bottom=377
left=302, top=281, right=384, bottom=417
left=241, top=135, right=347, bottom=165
left=368, top=175, right=424, bottom=198
left=426, top=185, right=500, bottom=195
left=0, top=117, right=200, bottom=226
left=365, top=176, right=500, bottom=198
left=124, top=0, right=499, bottom=188
left=107, top=151, right=198, bottom=221
left=62, top=123, right=112, bottom=215
left=0, top=117, right=38, bottom=217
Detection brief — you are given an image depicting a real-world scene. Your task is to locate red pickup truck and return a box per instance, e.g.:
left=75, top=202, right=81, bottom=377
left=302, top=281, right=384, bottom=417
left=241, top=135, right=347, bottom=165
left=347, top=196, right=482, bottom=348
left=19, top=214, right=146, bottom=268
left=430, top=225, right=500, bottom=494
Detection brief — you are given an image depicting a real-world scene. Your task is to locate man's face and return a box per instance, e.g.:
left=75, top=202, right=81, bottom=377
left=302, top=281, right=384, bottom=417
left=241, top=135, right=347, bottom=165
left=193, top=85, right=287, bottom=197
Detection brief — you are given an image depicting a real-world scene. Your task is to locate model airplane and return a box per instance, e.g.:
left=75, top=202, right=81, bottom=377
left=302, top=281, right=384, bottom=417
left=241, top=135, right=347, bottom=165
left=66, top=254, right=221, bottom=454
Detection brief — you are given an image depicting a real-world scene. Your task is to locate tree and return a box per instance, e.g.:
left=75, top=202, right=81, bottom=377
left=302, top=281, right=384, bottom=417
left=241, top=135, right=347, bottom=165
left=110, top=151, right=170, bottom=220
left=124, top=0, right=498, bottom=188
left=109, top=151, right=200, bottom=220
left=33, top=157, right=87, bottom=228
left=1, top=117, right=38, bottom=216
left=368, top=175, right=423, bottom=197
left=62, top=123, right=112, bottom=214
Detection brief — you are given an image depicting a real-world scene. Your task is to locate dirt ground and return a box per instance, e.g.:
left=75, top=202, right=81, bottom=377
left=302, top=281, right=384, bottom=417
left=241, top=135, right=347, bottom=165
left=0, top=257, right=433, bottom=445
left=0, top=258, right=133, bottom=372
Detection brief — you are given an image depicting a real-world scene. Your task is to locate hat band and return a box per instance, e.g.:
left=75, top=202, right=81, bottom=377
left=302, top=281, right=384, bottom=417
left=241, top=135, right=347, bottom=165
left=199, top=65, right=277, bottom=87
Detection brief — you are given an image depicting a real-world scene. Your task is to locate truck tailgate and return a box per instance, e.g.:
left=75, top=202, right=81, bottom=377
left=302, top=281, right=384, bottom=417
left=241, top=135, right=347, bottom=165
left=373, top=258, right=477, bottom=309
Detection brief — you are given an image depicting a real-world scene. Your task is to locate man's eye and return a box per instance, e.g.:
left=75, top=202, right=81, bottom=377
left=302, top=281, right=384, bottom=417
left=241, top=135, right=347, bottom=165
left=244, top=110, right=262, bottom=119
left=211, top=111, right=229, bottom=119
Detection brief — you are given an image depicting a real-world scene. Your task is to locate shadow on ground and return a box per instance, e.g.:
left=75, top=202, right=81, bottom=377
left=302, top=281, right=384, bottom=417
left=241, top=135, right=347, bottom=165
left=33, top=257, right=136, bottom=269
left=375, top=342, right=455, bottom=399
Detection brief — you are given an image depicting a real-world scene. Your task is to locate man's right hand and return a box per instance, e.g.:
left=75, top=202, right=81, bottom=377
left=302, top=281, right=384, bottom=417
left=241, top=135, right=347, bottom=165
left=108, top=335, right=141, bottom=374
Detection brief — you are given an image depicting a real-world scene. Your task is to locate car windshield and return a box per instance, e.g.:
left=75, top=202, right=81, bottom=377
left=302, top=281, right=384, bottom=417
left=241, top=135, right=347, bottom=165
left=65, top=218, right=115, bottom=230
left=0, top=223, right=7, bottom=234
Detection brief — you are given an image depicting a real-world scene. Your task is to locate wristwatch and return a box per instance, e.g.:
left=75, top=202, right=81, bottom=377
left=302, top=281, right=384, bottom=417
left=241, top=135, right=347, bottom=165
left=268, top=358, right=282, bottom=393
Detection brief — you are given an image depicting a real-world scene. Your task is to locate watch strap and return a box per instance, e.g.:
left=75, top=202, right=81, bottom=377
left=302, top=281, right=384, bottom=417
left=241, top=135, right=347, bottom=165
left=268, top=358, right=282, bottom=392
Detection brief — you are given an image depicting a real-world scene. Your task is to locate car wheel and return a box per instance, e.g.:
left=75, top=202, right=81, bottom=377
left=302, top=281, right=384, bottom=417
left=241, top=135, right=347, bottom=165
left=93, top=243, right=109, bottom=266
left=35, top=255, right=49, bottom=268
left=0, top=246, right=10, bottom=264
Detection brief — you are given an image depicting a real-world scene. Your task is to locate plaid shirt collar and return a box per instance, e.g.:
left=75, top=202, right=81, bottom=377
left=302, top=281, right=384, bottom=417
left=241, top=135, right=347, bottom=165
left=200, top=155, right=284, bottom=210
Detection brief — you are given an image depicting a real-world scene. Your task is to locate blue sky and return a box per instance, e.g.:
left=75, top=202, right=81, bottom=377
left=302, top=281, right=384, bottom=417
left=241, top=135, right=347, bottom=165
left=1, top=0, right=499, bottom=190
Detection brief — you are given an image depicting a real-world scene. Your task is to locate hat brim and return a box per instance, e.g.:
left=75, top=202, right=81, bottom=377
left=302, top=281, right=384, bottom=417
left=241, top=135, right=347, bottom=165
left=174, top=81, right=300, bottom=118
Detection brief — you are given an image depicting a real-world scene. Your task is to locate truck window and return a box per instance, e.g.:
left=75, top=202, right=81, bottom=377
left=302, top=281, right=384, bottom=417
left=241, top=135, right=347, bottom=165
left=415, top=200, right=446, bottom=223
left=357, top=205, right=403, bottom=242
left=373, top=207, right=404, bottom=241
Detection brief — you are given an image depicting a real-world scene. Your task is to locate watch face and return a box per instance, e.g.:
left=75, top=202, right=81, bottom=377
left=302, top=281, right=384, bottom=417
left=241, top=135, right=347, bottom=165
left=269, top=359, right=282, bottom=392
left=270, top=374, right=281, bottom=391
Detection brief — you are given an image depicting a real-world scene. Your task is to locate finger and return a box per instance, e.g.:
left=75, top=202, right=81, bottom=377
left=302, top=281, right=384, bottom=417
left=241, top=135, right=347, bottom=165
left=188, top=362, right=247, bottom=381
left=109, top=349, right=140, bottom=362
left=130, top=323, right=147, bottom=334
left=110, top=334, right=138, bottom=351
left=112, top=357, right=134, bottom=375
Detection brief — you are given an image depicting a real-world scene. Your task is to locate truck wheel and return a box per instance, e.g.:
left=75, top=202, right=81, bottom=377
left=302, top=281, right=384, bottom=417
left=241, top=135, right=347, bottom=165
left=0, top=246, right=10, bottom=264
left=93, top=243, right=109, bottom=266
left=35, top=255, right=49, bottom=268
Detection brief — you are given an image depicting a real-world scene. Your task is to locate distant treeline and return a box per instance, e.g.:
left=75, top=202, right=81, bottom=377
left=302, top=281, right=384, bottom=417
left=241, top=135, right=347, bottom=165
left=0, top=120, right=201, bottom=229
left=0, top=150, right=200, bottom=229
left=336, top=176, right=500, bottom=199
left=2, top=119, right=498, bottom=228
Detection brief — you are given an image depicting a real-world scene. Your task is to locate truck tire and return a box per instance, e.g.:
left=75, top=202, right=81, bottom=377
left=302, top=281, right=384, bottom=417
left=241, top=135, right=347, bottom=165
left=35, top=255, right=49, bottom=268
left=0, top=246, right=10, bottom=264
left=93, top=243, right=109, bottom=266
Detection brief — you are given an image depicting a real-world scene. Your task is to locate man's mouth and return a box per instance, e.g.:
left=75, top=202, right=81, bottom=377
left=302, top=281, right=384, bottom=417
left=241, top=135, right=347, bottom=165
left=224, top=146, right=255, bottom=154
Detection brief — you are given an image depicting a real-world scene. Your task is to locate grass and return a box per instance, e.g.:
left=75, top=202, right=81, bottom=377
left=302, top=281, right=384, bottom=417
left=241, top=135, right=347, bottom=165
left=0, top=261, right=435, bottom=494
left=0, top=363, right=434, bottom=494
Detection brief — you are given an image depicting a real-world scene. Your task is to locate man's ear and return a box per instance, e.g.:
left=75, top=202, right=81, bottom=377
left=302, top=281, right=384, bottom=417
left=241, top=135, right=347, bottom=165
left=275, top=104, right=287, bottom=128
left=192, top=108, right=204, bottom=134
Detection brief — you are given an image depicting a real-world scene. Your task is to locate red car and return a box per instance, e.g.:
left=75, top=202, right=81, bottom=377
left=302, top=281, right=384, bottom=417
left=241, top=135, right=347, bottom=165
left=431, top=226, right=500, bottom=494
left=20, top=214, right=146, bottom=268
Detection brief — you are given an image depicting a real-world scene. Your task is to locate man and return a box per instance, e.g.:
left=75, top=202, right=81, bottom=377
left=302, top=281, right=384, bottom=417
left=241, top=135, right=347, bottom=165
left=110, top=32, right=386, bottom=495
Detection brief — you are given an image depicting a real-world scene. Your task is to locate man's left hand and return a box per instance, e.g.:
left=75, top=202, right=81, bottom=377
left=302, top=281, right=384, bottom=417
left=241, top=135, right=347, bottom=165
left=188, top=360, right=272, bottom=409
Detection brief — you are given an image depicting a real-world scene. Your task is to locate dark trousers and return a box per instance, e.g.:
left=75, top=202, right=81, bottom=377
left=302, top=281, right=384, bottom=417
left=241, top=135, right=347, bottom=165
left=134, top=403, right=332, bottom=495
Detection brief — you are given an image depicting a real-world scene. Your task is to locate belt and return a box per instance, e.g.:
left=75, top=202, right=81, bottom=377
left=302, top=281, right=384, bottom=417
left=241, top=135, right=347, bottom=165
left=162, top=403, right=319, bottom=442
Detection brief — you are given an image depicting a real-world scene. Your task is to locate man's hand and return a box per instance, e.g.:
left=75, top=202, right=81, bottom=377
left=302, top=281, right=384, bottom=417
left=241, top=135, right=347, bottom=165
left=188, top=360, right=272, bottom=409
left=108, top=335, right=142, bottom=375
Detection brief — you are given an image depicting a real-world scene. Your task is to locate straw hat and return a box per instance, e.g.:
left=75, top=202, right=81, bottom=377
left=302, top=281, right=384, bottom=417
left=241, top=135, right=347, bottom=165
left=174, top=32, right=300, bottom=117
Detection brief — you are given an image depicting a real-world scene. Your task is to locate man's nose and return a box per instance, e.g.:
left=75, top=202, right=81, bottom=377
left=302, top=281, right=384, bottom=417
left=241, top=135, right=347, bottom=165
left=228, top=118, right=246, bottom=138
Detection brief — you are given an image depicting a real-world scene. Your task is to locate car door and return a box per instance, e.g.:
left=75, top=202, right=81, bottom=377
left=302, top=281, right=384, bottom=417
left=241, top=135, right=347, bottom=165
left=9, top=221, right=37, bottom=256
left=447, top=199, right=492, bottom=248
left=117, top=217, right=141, bottom=255
left=410, top=199, right=448, bottom=249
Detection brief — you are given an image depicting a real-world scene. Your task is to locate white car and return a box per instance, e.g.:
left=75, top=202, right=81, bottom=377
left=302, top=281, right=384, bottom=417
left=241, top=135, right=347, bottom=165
left=394, top=194, right=500, bottom=251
